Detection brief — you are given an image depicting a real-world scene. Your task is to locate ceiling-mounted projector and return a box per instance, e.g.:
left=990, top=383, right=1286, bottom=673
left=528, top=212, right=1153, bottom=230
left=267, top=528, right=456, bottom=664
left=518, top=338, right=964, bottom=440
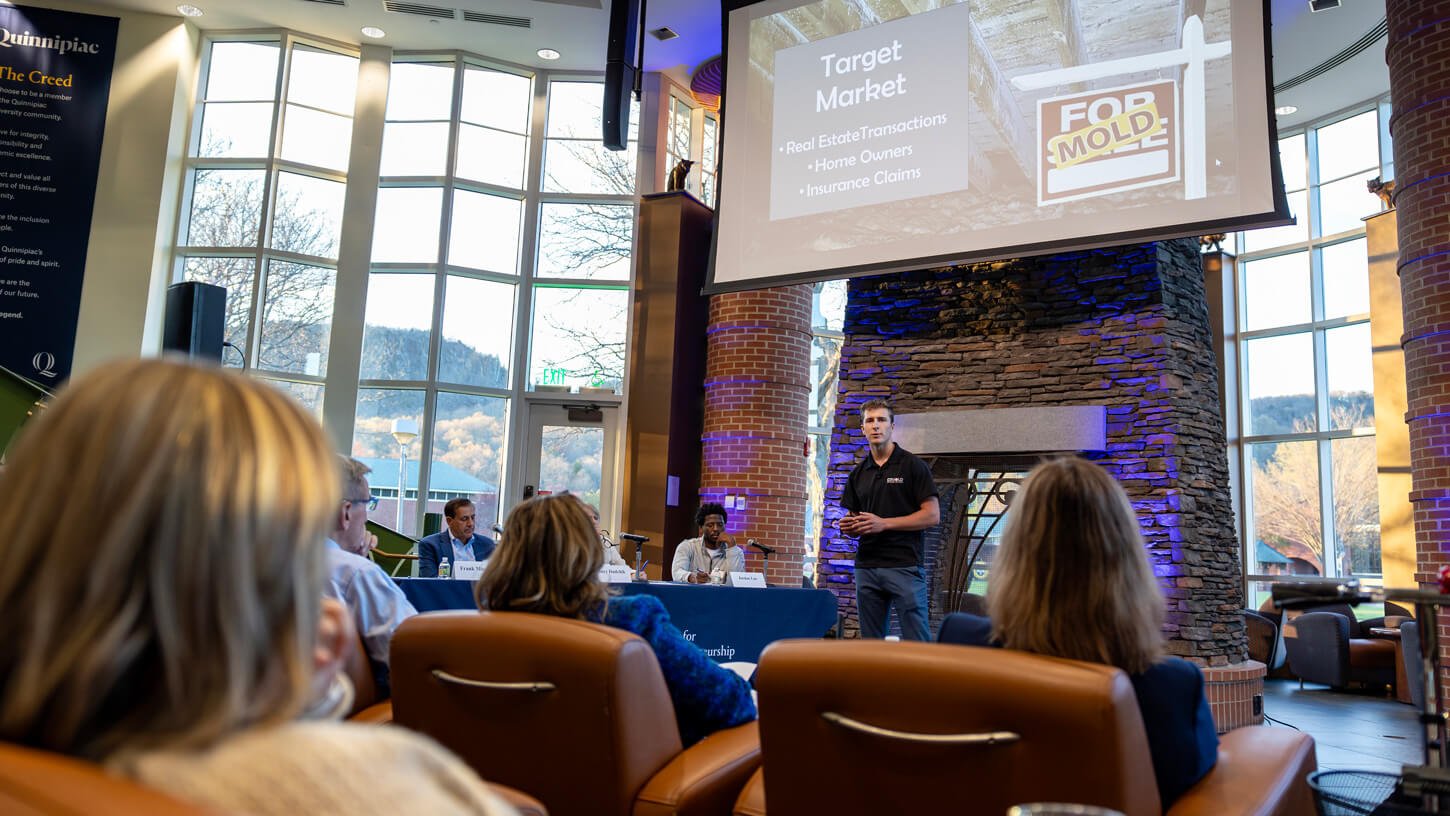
left=1309, top=0, right=1340, bottom=11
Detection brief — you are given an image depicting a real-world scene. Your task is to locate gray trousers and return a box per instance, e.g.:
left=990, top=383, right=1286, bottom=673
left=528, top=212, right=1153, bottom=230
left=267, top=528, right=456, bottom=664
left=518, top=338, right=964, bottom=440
left=856, top=565, right=930, bottom=641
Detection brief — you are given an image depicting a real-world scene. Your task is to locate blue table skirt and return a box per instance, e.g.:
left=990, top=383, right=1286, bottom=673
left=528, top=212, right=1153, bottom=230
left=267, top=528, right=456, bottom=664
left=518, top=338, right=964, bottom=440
left=395, top=578, right=839, bottom=665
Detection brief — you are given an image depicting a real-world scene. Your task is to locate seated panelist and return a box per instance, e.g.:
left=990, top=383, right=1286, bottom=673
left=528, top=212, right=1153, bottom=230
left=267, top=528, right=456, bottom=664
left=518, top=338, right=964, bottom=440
left=584, top=501, right=648, bottom=580
left=671, top=502, right=745, bottom=584
left=419, top=498, right=496, bottom=577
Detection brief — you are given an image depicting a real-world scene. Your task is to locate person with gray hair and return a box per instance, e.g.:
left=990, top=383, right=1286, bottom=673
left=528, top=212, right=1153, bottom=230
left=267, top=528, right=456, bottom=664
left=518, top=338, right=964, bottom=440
left=325, top=455, right=417, bottom=697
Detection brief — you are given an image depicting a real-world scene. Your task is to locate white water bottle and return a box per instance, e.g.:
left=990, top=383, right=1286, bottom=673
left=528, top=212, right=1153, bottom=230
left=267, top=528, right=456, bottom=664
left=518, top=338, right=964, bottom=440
left=439, top=557, right=451, bottom=579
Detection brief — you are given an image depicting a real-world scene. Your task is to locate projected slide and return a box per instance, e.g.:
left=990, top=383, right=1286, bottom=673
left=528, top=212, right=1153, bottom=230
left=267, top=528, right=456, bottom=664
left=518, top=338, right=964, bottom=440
left=771, top=4, right=972, bottom=220
left=712, top=0, right=1282, bottom=291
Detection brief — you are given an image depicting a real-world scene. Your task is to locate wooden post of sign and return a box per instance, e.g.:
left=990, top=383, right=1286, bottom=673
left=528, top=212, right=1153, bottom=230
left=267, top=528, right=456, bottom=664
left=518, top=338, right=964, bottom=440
left=1012, top=15, right=1230, bottom=201
left=1182, top=16, right=1207, bottom=199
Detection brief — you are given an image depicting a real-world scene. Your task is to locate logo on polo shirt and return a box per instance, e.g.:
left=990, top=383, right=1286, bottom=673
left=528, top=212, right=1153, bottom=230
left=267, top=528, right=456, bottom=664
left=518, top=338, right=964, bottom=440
left=886, top=477, right=904, bottom=484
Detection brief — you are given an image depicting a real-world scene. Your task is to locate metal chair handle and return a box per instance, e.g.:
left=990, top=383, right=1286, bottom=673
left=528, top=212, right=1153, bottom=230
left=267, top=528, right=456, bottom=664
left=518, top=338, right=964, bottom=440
left=431, top=669, right=556, bottom=692
left=821, top=711, right=1019, bottom=745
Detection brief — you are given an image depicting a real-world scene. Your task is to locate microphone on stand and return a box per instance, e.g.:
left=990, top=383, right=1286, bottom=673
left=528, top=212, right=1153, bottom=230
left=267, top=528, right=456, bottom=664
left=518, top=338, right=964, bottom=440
left=620, top=533, right=649, bottom=576
left=748, top=539, right=775, bottom=582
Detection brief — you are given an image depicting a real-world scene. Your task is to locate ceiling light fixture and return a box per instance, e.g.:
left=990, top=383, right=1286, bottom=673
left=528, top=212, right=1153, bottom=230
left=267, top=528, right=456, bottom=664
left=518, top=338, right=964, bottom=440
left=176, top=4, right=203, bottom=16
left=1275, top=105, right=1298, bottom=116
left=361, top=26, right=386, bottom=39
left=1308, top=0, right=1340, bottom=11
left=537, top=48, right=561, bottom=61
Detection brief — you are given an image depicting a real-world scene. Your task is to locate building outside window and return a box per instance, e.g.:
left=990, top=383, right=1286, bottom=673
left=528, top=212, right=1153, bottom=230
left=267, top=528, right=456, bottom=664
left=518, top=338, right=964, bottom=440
left=1236, top=103, right=1391, bottom=608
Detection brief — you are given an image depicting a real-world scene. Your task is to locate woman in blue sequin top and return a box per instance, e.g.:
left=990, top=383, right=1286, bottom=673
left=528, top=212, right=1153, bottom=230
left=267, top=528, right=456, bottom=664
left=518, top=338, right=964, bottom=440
left=475, top=494, right=756, bottom=746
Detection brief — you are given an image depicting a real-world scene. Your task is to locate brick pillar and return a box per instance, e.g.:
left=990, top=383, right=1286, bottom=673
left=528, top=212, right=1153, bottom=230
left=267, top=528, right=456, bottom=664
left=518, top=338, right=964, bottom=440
left=701, top=286, right=812, bottom=586
left=1386, top=0, right=1450, bottom=696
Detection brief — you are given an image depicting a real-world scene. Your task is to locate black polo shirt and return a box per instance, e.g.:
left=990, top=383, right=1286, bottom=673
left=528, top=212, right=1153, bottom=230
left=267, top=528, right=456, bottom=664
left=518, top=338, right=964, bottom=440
left=842, top=444, right=938, bottom=568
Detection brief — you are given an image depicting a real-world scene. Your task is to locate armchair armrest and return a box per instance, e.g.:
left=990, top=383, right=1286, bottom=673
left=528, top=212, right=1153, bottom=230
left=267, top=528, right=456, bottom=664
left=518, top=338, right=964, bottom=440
left=634, top=721, right=761, bottom=816
left=347, top=700, right=393, bottom=724
left=1168, top=726, right=1315, bottom=816
left=1357, top=616, right=1387, bottom=636
left=488, top=782, right=548, bottom=816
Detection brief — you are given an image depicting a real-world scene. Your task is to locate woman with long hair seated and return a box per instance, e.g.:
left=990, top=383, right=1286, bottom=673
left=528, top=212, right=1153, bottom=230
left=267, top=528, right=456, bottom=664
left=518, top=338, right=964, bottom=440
left=476, top=493, right=755, bottom=746
left=938, top=457, right=1217, bottom=809
left=0, top=359, right=513, bottom=816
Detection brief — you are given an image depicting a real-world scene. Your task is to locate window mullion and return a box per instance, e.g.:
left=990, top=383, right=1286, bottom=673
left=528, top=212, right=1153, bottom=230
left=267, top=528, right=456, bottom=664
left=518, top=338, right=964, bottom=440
left=411, top=55, right=467, bottom=536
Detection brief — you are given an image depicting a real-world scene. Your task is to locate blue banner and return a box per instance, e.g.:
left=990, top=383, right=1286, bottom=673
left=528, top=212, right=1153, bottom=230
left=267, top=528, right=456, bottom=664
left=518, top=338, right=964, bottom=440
left=0, top=5, right=117, bottom=384
left=396, top=578, right=840, bottom=666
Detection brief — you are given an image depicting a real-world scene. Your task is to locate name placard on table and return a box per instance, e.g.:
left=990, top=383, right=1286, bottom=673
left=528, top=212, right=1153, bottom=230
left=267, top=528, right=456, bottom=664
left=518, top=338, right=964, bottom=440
left=726, top=572, right=767, bottom=588
left=454, top=560, right=487, bottom=581
left=598, top=564, right=634, bottom=584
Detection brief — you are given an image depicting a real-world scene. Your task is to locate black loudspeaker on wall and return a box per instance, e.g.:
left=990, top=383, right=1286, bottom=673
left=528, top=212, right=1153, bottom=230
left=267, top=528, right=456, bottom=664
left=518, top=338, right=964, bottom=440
left=603, top=0, right=640, bottom=151
left=162, top=281, right=227, bottom=361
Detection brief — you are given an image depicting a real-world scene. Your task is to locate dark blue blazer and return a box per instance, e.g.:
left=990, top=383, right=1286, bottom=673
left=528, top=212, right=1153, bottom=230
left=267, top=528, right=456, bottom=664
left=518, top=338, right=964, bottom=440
left=938, top=612, right=1218, bottom=810
left=417, top=531, right=495, bottom=578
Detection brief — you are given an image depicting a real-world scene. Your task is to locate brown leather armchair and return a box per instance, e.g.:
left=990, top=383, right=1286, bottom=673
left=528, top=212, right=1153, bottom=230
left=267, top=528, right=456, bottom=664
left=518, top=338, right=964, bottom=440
left=734, top=640, right=1315, bottom=816
left=0, top=740, right=546, bottom=816
left=0, top=742, right=202, bottom=814
left=391, top=611, right=761, bottom=816
left=342, top=623, right=393, bottom=723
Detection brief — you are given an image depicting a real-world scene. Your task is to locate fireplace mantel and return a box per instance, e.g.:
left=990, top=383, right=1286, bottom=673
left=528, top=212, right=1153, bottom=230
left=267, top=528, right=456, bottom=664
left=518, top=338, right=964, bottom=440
left=893, top=406, right=1107, bottom=456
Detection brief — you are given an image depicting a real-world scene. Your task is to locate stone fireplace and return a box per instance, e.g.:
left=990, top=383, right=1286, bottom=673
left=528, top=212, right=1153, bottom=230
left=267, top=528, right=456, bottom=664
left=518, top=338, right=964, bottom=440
left=819, top=238, right=1261, bottom=729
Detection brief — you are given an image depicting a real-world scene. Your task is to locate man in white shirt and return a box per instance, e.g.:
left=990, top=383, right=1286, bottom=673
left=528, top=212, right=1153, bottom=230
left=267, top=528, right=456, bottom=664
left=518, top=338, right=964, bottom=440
left=671, top=502, right=745, bottom=583
left=326, top=456, right=417, bottom=696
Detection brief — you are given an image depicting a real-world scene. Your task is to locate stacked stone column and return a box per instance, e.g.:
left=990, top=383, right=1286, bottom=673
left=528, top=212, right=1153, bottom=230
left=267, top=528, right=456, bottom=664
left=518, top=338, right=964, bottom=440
left=1387, top=0, right=1450, bottom=693
left=701, top=286, right=812, bottom=585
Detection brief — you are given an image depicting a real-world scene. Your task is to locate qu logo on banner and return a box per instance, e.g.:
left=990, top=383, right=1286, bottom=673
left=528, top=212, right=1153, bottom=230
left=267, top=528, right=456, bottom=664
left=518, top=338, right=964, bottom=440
left=32, top=351, right=55, bottom=378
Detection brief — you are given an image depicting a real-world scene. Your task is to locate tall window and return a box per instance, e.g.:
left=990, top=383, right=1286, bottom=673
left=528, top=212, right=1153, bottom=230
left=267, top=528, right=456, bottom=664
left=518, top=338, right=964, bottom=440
left=1237, top=104, right=1389, bottom=605
left=701, top=112, right=720, bottom=207
left=666, top=94, right=692, bottom=189
left=353, top=64, right=636, bottom=534
left=175, top=40, right=644, bottom=536
left=535, top=80, right=636, bottom=391
left=178, top=39, right=359, bottom=415
left=661, top=90, right=720, bottom=207
left=806, top=279, right=847, bottom=580
left=354, top=59, right=530, bottom=533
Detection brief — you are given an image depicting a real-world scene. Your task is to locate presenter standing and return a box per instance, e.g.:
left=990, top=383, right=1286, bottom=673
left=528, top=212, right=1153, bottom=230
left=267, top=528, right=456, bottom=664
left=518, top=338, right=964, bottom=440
left=840, top=399, right=939, bottom=640
left=672, top=502, right=745, bottom=583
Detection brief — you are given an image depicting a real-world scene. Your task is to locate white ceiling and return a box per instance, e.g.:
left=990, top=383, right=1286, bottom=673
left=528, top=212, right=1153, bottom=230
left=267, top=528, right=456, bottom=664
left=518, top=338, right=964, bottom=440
left=87, top=0, right=1388, bottom=127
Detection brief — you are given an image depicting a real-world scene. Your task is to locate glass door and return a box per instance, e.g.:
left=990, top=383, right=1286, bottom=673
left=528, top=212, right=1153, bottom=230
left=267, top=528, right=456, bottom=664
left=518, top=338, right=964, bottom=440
left=522, top=402, right=618, bottom=529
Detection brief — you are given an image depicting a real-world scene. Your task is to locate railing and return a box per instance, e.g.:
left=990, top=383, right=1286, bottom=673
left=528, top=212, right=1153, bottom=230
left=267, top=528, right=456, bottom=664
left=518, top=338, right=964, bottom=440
left=0, top=363, right=49, bottom=461
left=365, top=519, right=420, bottom=578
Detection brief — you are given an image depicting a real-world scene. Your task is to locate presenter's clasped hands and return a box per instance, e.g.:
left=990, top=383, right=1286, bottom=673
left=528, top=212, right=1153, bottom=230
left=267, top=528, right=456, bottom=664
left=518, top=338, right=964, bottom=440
left=840, top=511, right=889, bottom=537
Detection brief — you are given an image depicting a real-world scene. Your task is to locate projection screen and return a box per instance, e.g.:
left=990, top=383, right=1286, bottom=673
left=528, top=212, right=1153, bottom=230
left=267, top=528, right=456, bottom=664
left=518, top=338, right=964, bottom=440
left=708, top=0, right=1286, bottom=292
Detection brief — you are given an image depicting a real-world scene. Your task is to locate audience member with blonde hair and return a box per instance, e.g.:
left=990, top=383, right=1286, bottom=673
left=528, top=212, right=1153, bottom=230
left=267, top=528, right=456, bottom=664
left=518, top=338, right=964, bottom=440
left=937, top=457, right=1217, bottom=809
left=0, top=359, right=514, bottom=816
left=477, top=493, right=755, bottom=745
